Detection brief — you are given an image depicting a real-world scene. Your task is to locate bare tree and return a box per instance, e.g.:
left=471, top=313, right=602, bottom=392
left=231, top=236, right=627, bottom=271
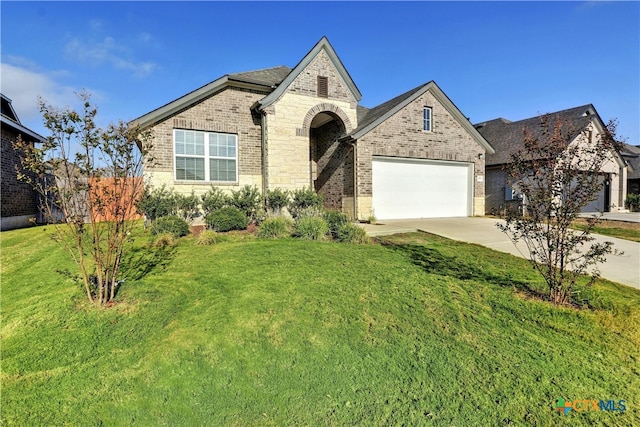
left=14, top=92, right=153, bottom=306
left=497, top=114, right=622, bottom=305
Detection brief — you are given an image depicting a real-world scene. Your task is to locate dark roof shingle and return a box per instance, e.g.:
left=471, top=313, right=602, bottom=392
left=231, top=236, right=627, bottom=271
left=228, top=66, right=292, bottom=87
left=476, top=104, right=597, bottom=166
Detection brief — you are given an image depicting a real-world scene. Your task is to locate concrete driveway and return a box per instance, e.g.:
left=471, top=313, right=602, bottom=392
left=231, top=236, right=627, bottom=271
left=360, top=217, right=640, bottom=290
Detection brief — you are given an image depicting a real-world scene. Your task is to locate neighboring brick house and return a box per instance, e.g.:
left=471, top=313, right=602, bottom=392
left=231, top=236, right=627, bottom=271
left=620, top=143, right=640, bottom=195
left=132, top=37, right=494, bottom=220
left=1, top=93, right=45, bottom=230
left=475, top=104, right=628, bottom=215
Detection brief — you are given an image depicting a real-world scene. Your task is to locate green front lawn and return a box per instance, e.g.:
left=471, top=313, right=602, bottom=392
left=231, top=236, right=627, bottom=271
left=1, top=226, right=638, bottom=426
left=571, top=218, right=640, bottom=242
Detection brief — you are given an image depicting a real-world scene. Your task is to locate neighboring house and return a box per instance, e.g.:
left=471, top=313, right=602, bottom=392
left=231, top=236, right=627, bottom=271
left=131, top=37, right=494, bottom=220
left=475, top=104, right=628, bottom=215
left=620, top=143, right=640, bottom=195
left=1, top=93, right=45, bottom=230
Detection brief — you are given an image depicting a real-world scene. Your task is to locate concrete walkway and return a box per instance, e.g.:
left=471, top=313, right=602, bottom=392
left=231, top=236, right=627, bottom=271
left=360, top=217, right=640, bottom=290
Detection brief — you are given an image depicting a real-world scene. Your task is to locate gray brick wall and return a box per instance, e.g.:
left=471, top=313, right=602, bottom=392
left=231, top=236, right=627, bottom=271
left=312, top=119, right=354, bottom=210
left=146, top=86, right=268, bottom=181
left=1, top=127, right=38, bottom=218
left=356, top=91, right=486, bottom=198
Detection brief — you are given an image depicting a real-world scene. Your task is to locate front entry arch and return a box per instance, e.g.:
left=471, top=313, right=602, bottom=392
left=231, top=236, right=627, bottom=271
left=303, top=105, right=355, bottom=218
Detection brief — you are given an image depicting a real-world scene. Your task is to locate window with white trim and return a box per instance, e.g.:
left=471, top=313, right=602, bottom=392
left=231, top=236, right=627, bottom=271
left=174, top=129, right=237, bottom=182
left=423, top=107, right=432, bottom=132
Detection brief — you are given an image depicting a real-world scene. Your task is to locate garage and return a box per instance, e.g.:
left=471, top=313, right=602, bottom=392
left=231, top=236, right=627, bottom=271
left=372, top=157, right=473, bottom=219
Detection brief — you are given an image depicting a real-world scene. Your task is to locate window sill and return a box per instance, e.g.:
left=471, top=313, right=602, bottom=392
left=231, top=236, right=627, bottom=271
left=173, top=180, right=239, bottom=186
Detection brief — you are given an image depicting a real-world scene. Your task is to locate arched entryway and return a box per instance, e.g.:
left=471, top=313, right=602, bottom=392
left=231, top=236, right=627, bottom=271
left=303, top=104, right=355, bottom=217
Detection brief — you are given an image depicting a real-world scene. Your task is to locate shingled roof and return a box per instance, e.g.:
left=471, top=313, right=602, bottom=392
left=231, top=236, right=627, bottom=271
left=228, top=66, right=291, bottom=87
left=621, top=143, right=640, bottom=180
left=476, top=104, right=599, bottom=166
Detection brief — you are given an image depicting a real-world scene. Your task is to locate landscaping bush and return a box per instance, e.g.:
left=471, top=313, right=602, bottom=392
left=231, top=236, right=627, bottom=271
left=337, top=223, right=370, bottom=244
left=196, top=230, right=219, bottom=246
left=205, top=206, right=249, bottom=232
left=294, top=216, right=329, bottom=240
left=152, top=232, right=177, bottom=248
left=229, top=185, right=262, bottom=222
left=201, top=186, right=229, bottom=216
left=289, top=187, right=323, bottom=219
left=323, top=210, right=349, bottom=238
left=175, top=191, right=201, bottom=223
left=266, top=188, right=290, bottom=214
left=258, top=216, right=294, bottom=239
left=150, top=215, right=190, bottom=238
left=625, top=193, right=640, bottom=212
left=137, top=185, right=178, bottom=221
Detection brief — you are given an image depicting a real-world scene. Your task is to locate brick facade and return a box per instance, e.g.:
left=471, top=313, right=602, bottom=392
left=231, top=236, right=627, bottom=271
left=356, top=90, right=486, bottom=218
left=1, top=126, right=38, bottom=224
left=139, top=38, right=489, bottom=220
left=144, top=86, right=268, bottom=197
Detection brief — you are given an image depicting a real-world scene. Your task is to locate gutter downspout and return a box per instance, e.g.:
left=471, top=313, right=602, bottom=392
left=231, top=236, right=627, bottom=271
left=259, top=109, right=269, bottom=203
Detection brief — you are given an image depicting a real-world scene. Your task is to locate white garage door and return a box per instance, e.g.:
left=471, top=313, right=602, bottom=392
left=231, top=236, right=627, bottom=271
left=372, top=157, right=472, bottom=219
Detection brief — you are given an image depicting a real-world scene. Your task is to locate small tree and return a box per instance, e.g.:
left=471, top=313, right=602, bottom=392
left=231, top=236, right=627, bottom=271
left=14, top=92, right=153, bottom=306
left=497, top=114, right=622, bottom=305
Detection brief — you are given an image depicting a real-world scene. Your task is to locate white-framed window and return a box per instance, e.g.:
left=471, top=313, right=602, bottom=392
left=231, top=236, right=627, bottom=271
left=423, top=107, right=432, bottom=132
left=174, top=129, right=237, bottom=182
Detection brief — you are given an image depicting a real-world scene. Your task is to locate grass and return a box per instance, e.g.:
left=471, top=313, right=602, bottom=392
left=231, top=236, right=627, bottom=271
left=571, top=218, right=640, bottom=242
left=1, top=225, right=639, bottom=426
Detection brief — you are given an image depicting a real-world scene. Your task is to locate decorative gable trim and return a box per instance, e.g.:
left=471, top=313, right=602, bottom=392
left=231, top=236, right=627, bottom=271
left=256, top=36, right=362, bottom=111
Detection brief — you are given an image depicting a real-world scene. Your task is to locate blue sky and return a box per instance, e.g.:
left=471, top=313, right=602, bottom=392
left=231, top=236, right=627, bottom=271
left=2, top=1, right=639, bottom=144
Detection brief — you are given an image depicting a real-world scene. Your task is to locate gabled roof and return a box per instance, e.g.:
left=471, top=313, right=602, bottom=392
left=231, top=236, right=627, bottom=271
left=475, top=104, right=611, bottom=166
left=255, top=36, right=362, bottom=111
left=131, top=66, right=291, bottom=129
left=1, top=93, right=45, bottom=143
left=343, top=81, right=494, bottom=153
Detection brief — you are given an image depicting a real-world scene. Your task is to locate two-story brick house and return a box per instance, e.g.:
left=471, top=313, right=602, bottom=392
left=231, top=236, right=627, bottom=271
left=132, top=37, right=494, bottom=220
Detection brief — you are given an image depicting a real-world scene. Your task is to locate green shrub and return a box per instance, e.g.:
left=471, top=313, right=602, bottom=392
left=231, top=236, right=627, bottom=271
left=323, top=210, right=349, bottom=238
left=201, top=186, right=229, bottom=216
left=625, top=193, right=640, bottom=212
left=137, top=185, right=177, bottom=221
left=294, top=216, right=329, bottom=241
left=151, top=215, right=190, bottom=238
left=258, top=216, right=294, bottom=239
left=152, top=232, right=177, bottom=248
left=196, top=230, right=219, bottom=246
left=175, top=191, right=201, bottom=223
left=229, top=185, right=262, bottom=221
left=337, top=223, right=370, bottom=244
left=205, top=206, right=249, bottom=232
left=290, top=187, right=323, bottom=219
left=266, top=188, right=290, bottom=214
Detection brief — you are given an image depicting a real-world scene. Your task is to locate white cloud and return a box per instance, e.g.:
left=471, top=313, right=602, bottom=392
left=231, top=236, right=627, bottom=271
left=64, top=36, right=157, bottom=78
left=0, top=59, right=98, bottom=128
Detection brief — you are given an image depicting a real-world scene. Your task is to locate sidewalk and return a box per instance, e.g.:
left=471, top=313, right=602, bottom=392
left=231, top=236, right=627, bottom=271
left=360, top=217, right=640, bottom=289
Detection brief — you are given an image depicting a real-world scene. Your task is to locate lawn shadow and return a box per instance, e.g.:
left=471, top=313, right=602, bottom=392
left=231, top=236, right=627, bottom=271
left=379, top=239, right=547, bottom=300
left=119, top=242, right=178, bottom=282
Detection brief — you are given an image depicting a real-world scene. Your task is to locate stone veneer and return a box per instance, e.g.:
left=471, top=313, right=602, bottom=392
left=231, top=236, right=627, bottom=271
left=263, top=49, right=358, bottom=193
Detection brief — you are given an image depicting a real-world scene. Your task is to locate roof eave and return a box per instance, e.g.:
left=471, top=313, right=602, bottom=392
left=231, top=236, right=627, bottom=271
left=130, top=77, right=274, bottom=130
left=0, top=115, right=45, bottom=142
left=348, top=81, right=495, bottom=154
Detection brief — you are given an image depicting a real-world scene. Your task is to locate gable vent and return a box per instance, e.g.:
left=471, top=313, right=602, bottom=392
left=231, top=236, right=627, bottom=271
left=317, top=76, right=328, bottom=98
